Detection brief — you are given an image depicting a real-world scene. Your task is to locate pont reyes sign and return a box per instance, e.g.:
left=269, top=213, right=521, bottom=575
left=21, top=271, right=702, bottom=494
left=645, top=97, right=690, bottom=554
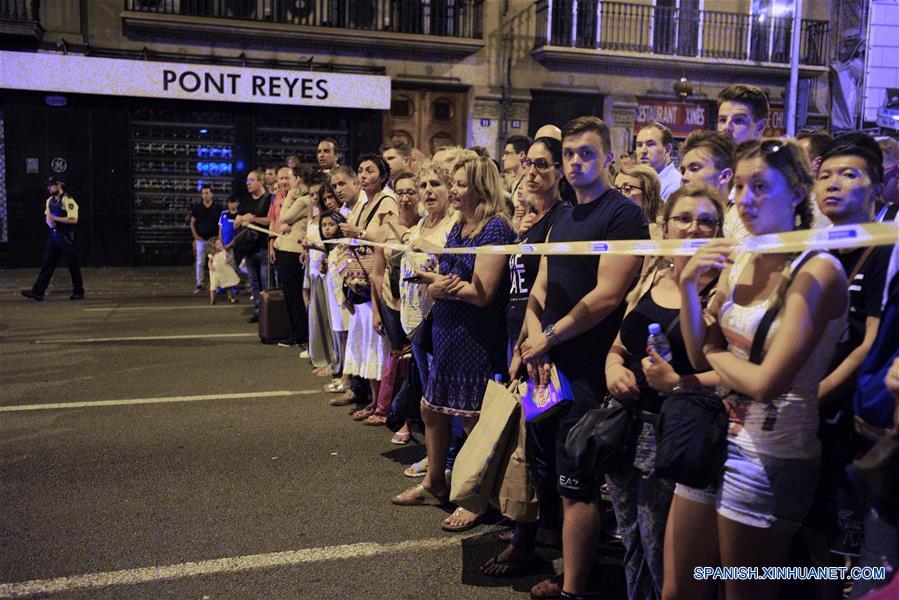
left=0, top=51, right=391, bottom=110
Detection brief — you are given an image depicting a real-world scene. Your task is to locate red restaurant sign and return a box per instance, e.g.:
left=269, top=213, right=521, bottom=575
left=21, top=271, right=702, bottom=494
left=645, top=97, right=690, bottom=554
left=763, top=106, right=786, bottom=138
left=635, top=98, right=710, bottom=138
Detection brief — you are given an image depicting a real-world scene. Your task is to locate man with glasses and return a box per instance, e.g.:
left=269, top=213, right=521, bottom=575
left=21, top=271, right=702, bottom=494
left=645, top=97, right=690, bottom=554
left=21, top=176, right=84, bottom=301
left=635, top=123, right=680, bottom=200
left=234, top=170, right=272, bottom=323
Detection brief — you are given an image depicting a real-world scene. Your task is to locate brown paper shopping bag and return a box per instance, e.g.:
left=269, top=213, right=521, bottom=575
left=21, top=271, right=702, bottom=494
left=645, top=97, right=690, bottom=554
left=449, top=379, right=520, bottom=514
left=495, top=397, right=539, bottom=522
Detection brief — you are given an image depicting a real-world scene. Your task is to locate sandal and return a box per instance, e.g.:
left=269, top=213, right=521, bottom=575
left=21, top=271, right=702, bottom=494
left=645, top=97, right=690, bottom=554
left=323, top=380, right=345, bottom=393
left=391, top=431, right=412, bottom=445
left=329, top=393, right=356, bottom=407
left=312, top=367, right=331, bottom=377
left=363, top=414, right=387, bottom=426
left=351, top=406, right=376, bottom=421
left=499, top=527, right=562, bottom=549
left=390, top=484, right=449, bottom=507
left=440, top=507, right=483, bottom=532
left=403, top=458, right=428, bottom=477
left=530, top=575, right=564, bottom=600
left=480, top=550, right=535, bottom=578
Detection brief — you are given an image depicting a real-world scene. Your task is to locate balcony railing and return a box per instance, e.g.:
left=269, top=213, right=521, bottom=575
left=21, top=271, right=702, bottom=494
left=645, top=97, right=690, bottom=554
left=534, top=0, right=829, bottom=67
left=1, top=0, right=39, bottom=20
left=125, top=0, right=484, bottom=39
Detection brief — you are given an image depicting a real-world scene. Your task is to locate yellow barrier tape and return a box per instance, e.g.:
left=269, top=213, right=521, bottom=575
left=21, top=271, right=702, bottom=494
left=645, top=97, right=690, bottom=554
left=248, top=222, right=897, bottom=257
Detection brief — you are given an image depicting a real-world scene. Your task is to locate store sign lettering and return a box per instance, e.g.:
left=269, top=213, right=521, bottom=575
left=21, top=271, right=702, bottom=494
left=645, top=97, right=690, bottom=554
left=161, top=69, right=329, bottom=100
left=635, top=99, right=710, bottom=138
left=0, top=51, right=389, bottom=110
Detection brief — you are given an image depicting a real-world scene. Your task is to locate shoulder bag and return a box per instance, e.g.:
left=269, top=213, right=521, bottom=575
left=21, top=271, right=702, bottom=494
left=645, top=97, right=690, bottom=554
left=653, top=251, right=823, bottom=488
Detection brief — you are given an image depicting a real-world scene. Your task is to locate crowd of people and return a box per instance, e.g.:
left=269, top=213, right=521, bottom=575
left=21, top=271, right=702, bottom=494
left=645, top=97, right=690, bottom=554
left=189, top=83, right=898, bottom=600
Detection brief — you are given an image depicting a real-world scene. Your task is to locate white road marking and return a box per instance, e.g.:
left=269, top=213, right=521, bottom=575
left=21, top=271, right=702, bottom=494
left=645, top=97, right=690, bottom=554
left=36, top=333, right=257, bottom=344
left=84, top=305, right=240, bottom=312
left=0, top=390, right=320, bottom=412
left=0, top=535, right=474, bottom=598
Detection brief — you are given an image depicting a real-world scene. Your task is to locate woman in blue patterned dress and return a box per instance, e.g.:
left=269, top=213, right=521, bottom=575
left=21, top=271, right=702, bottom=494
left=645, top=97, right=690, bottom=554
left=392, top=156, right=516, bottom=530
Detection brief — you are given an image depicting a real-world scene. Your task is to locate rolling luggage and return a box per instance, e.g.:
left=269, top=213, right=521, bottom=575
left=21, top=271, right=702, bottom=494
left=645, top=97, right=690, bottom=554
left=259, top=266, right=291, bottom=344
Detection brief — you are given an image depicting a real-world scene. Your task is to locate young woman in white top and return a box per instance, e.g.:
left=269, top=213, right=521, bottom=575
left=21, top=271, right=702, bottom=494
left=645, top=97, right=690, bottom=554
left=677, top=139, right=848, bottom=600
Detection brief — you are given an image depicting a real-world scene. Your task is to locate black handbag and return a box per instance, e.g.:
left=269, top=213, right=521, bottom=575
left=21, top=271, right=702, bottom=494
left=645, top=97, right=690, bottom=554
left=564, top=397, right=641, bottom=475
left=653, top=250, right=823, bottom=488
left=410, top=311, right=433, bottom=353
left=232, top=193, right=271, bottom=254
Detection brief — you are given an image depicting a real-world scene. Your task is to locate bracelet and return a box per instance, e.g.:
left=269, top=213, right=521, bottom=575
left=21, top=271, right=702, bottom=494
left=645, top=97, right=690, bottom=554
left=671, top=376, right=685, bottom=392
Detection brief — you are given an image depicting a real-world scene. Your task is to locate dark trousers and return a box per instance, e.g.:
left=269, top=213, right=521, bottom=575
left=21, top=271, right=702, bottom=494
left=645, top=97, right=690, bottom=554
left=33, top=230, right=83, bottom=296
left=274, top=249, right=308, bottom=344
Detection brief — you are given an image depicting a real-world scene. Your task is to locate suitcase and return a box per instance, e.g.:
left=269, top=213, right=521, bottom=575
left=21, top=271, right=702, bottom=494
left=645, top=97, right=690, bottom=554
left=258, top=264, right=292, bottom=343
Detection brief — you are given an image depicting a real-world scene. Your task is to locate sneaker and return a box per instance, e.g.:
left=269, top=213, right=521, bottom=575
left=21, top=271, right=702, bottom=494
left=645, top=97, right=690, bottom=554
left=193, top=286, right=202, bottom=295
left=277, top=340, right=298, bottom=348
left=247, top=314, right=259, bottom=323
left=298, top=349, right=310, bottom=359
left=70, top=292, right=84, bottom=300
left=21, top=290, right=43, bottom=301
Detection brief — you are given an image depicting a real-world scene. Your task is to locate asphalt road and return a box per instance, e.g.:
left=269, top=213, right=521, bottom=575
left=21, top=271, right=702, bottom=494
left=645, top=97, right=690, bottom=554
left=0, top=267, right=625, bottom=600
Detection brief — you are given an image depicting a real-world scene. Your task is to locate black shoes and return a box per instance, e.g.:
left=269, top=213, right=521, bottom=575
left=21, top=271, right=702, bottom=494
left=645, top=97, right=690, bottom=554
left=21, top=290, right=43, bottom=301
left=248, top=314, right=259, bottom=323
left=70, top=292, right=84, bottom=300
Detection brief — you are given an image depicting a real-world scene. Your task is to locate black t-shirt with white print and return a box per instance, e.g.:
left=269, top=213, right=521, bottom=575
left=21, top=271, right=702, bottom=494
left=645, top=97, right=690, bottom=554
left=507, top=201, right=570, bottom=340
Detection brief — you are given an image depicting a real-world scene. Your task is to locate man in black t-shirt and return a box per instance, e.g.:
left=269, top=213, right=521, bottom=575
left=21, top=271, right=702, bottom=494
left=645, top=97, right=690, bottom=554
left=190, top=183, right=220, bottom=294
left=521, top=117, right=649, bottom=598
left=809, top=134, right=894, bottom=564
left=234, top=169, right=272, bottom=322
left=816, top=135, right=892, bottom=418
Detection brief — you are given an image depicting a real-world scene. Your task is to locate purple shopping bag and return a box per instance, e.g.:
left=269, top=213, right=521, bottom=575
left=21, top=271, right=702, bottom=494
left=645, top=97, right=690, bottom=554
left=521, top=366, right=574, bottom=423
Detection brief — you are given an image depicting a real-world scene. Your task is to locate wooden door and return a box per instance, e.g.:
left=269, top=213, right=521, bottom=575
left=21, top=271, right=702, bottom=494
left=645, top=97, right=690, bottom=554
left=383, top=87, right=467, bottom=155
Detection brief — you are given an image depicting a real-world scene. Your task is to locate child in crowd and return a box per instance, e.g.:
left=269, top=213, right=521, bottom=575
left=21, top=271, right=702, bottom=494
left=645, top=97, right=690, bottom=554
left=321, top=210, right=352, bottom=393
left=206, top=236, right=239, bottom=305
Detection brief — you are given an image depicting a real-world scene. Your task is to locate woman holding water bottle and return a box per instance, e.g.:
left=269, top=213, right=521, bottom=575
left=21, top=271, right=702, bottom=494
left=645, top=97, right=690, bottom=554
left=603, top=182, right=726, bottom=600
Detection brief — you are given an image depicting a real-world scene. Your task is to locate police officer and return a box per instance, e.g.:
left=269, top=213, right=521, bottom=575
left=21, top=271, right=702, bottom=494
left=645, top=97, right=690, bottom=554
left=21, top=176, right=85, bottom=301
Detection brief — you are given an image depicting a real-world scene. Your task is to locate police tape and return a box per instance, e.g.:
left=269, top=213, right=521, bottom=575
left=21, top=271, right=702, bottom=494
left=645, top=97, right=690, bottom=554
left=246, top=222, right=897, bottom=257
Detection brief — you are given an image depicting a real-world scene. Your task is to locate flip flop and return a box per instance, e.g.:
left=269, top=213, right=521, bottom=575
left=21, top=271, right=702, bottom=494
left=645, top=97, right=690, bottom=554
left=363, top=414, right=387, bottom=426
left=323, top=380, right=345, bottom=393
left=480, top=552, right=535, bottom=578
left=403, top=458, right=428, bottom=477
left=530, top=575, right=564, bottom=600
left=391, top=431, right=412, bottom=445
left=440, top=507, right=483, bottom=532
left=391, top=484, right=449, bottom=507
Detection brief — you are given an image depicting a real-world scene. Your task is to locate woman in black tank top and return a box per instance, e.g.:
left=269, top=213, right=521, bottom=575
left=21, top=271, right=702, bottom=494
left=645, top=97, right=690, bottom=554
left=603, top=183, right=725, bottom=600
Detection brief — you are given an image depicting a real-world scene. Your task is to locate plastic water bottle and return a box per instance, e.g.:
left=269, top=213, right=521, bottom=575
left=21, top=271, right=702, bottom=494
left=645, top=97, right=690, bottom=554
left=647, top=323, right=673, bottom=362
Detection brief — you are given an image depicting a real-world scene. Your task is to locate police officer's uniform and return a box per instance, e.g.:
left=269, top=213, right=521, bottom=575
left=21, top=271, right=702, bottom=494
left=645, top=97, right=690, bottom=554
left=23, top=179, right=84, bottom=300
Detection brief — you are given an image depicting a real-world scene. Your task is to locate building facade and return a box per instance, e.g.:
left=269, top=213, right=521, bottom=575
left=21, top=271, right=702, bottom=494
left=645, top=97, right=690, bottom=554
left=1, top=0, right=834, bottom=266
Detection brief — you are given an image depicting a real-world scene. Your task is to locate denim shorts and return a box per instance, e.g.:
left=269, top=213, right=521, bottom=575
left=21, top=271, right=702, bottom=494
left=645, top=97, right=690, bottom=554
left=717, top=442, right=821, bottom=532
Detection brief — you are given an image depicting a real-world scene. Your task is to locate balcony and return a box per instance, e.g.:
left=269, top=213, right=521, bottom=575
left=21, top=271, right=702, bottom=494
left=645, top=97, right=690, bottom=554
left=0, top=0, right=43, bottom=43
left=122, top=0, right=485, bottom=57
left=533, top=0, right=829, bottom=78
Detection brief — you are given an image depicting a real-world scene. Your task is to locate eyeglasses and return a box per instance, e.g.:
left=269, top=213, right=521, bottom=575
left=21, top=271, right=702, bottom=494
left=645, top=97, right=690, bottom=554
left=667, top=215, right=719, bottom=233
left=614, top=184, right=644, bottom=195
left=395, top=190, right=417, bottom=198
left=522, top=158, right=559, bottom=172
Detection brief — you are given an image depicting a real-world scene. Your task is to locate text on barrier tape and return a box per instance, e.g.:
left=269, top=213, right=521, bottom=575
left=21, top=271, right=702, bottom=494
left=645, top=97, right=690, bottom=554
left=246, top=222, right=897, bottom=257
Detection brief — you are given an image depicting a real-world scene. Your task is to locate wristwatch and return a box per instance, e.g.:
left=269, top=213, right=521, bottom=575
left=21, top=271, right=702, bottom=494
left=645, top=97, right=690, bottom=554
left=543, top=323, right=559, bottom=347
left=671, top=376, right=685, bottom=393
